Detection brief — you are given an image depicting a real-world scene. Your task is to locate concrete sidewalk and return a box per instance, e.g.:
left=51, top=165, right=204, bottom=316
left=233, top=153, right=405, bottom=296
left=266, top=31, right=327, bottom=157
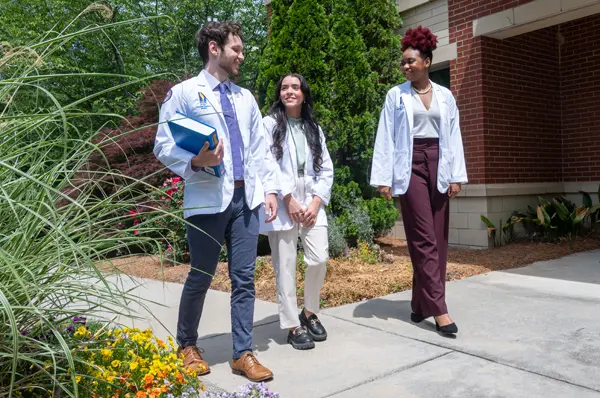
left=112, top=250, right=600, bottom=397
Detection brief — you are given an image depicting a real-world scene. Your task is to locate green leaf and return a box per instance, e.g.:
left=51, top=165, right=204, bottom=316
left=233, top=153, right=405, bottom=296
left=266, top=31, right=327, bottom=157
left=553, top=199, right=569, bottom=222
left=536, top=205, right=546, bottom=225
left=580, top=191, right=593, bottom=208
left=538, top=196, right=551, bottom=207
left=574, top=206, right=589, bottom=224
left=480, top=215, right=495, bottom=229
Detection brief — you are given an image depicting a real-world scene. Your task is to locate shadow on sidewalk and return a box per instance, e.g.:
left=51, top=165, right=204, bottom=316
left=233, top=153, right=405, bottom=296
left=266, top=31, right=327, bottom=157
left=195, top=314, right=286, bottom=366
left=351, top=298, right=454, bottom=338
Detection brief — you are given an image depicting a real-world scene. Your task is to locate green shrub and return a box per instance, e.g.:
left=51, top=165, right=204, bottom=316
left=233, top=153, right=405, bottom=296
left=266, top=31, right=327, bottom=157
left=483, top=188, right=600, bottom=248
left=337, top=203, right=374, bottom=246
left=327, top=214, right=348, bottom=258
left=365, top=197, right=399, bottom=237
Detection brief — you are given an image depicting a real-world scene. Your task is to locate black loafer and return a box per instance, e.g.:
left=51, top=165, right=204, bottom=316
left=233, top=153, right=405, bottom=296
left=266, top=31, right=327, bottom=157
left=299, top=308, right=327, bottom=342
left=287, top=326, right=315, bottom=350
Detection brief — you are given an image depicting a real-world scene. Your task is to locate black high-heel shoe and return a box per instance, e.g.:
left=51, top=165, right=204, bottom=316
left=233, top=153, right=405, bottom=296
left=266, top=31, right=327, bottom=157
left=410, top=313, right=426, bottom=323
left=435, top=321, right=458, bottom=335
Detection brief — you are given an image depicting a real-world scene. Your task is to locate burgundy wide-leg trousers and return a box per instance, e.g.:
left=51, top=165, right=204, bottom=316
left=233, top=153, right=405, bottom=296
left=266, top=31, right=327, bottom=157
left=399, top=138, right=449, bottom=318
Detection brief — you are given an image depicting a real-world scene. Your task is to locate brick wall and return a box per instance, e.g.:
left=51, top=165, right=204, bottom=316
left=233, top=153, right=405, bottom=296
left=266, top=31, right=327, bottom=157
left=560, top=14, right=600, bottom=182
left=449, top=0, right=536, bottom=184
left=481, top=28, right=562, bottom=183
left=449, top=0, right=600, bottom=184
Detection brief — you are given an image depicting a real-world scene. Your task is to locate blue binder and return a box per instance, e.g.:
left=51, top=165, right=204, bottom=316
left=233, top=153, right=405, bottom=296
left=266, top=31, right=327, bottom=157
left=168, top=111, right=225, bottom=177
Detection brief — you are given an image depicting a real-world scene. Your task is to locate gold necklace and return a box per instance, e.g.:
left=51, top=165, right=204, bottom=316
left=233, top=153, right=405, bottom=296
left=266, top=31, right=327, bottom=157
left=411, top=83, right=432, bottom=95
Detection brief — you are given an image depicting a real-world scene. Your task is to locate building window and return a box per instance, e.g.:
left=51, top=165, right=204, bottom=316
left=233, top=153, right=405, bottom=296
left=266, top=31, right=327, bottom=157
left=430, top=67, right=450, bottom=89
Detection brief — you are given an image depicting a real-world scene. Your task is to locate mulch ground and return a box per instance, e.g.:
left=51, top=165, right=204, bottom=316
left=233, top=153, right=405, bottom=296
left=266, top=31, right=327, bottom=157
left=101, top=235, right=600, bottom=308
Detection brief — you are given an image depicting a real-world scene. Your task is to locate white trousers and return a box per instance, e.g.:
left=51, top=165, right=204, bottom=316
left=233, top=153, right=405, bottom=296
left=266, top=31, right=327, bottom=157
left=268, top=225, right=328, bottom=329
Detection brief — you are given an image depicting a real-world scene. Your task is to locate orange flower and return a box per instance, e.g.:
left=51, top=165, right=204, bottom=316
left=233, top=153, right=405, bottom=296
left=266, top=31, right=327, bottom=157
left=135, top=392, right=147, bottom=398
left=144, top=374, right=154, bottom=385
left=161, top=385, right=168, bottom=393
left=175, top=372, right=184, bottom=383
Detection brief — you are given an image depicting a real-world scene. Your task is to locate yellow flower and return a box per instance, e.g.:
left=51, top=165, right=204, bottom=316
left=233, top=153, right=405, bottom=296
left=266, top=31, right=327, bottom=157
left=75, top=376, right=82, bottom=383
left=130, top=362, right=139, bottom=371
left=100, top=349, right=112, bottom=359
left=111, top=360, right=121, bottom=368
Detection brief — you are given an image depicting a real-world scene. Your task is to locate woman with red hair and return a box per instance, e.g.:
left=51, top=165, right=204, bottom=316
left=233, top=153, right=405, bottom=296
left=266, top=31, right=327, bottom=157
left=370, top=26, right=467, bottom=335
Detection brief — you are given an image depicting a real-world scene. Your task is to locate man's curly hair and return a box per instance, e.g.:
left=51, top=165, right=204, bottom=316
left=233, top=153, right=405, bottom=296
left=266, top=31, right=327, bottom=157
left=401, top=25, right=438, bottom=63
left=195, top=21, right=243, bottom=65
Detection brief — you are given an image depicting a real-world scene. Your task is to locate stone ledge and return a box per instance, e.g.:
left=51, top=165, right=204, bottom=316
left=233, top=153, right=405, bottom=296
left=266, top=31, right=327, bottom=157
left=459, top=182, right=599, bottom=198
left=397, top=0, right=434, bottom=13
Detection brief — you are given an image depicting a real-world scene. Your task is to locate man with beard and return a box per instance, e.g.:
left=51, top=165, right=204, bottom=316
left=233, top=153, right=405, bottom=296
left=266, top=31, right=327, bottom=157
left=154, top=21, right=278, bottom=382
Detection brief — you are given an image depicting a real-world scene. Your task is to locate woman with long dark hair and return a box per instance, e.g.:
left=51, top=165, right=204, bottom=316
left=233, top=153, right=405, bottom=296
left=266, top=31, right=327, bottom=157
left=370, top=26, right=468, bottom=335
left=260, top=73, right=334, bottom=350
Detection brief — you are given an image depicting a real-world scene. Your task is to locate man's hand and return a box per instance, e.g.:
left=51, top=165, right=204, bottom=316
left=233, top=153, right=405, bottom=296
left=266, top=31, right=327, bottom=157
left=377, top=185, right=392, bottom=200
left=191, top=140, right=224, bottom=169
left=449, top=183, right=462, bottom=198
left=302, top=196, right=322, bottom=228
left=264, top=193, right=278, bottom=223
left=284, top=194, right=304, bottom=224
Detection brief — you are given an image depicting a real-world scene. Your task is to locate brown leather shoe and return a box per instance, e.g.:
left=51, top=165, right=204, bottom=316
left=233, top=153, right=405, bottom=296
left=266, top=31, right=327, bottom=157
left=231, top=352, right=273, bottom=382
left=177, top=346, right=210, bottom=375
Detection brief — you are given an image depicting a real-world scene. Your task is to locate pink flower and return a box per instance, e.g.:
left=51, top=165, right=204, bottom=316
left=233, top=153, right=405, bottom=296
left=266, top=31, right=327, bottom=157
left=172, top=177, right=181, bottom=183
left=134, top=230, right=139, bottom=235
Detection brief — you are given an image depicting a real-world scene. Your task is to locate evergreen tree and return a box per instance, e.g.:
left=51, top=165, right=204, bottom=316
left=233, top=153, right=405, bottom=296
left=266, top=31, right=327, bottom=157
left=324, top=0, right=379, bottom=209
left=349, top=0, right=405, bottom=97
left=257, top=0, right=330, bottom=114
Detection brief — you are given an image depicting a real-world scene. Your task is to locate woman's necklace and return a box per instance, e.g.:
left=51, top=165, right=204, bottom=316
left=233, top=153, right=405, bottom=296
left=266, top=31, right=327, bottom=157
left=411, top=83, right=432, bottom=95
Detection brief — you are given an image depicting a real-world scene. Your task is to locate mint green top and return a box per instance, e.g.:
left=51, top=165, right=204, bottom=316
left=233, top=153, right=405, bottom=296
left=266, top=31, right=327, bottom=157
left=288, top=117, right=306, bottom=174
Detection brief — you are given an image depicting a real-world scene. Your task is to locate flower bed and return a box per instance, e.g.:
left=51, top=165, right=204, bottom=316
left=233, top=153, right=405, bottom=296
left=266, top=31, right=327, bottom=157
left=69, top=320, right=205, bottom=397
left=16, top=317, right=280, bottom=398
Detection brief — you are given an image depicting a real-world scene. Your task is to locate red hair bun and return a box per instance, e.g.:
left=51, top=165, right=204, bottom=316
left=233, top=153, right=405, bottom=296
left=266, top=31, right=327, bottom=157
left=401, top=26, right=438, bottom=54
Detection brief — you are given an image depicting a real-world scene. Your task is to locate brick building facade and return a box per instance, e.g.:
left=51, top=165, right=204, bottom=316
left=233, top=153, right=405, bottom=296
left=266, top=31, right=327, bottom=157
left=395, top=0, right=600, bottom=247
